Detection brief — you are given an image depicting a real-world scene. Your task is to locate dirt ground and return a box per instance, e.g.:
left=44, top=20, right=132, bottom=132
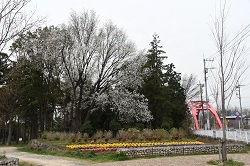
left=1, top=146, right=250, bottom=166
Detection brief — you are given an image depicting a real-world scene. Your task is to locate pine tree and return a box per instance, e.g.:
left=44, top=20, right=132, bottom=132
left=141, top=34, right=187, bottom=129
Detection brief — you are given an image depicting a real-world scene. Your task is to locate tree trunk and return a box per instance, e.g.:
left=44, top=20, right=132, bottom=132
left=6, top=121, right=12, bottom=146
left=2, top=122, right=6, bottom=144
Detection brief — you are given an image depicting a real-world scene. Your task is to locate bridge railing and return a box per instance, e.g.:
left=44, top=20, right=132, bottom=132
left=194, top=129, right=250, bottom=144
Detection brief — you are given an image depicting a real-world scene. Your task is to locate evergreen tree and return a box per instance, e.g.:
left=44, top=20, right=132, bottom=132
left=0, top=52, right=10, bottom=85
left=141, top=34, right=187, bottom=129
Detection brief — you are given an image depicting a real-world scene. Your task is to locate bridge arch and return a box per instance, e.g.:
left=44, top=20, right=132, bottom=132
left=188, top=101, right=222, bottom=130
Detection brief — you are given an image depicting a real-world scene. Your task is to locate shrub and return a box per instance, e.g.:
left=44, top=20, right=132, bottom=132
left=76, top=132, right=82, bottom=142
left=116, top=129, right=128, bottom=142
left=68, top=133, right=76, bottom=142
left=152, top=129, right=167, bottom=141
left=0, top=151, right=5, bottom=159
left=127, top=128, right=139, bottom=141
left=46, top=131, right=60, bottom=141
left=81, top=121, right=94, bottom=136
left=161, top=121, right=172, bottom=131
left=46, top=132, right=54, bottom=141
left=54, top=132, right=61, bottom=140
left=82, top=133, right=89, bottom=142
left=59, top=132, right=68, bottom=141
left=109, top=120, right=122, bottom=135
left=103, top=130, right=113, bottom=142
left=41, top=131, right=48, bottom=139
left=178, top=128, right=186, bottom=140
left=93, top=130, right=103, bottom=139
left=142, top=128, right=153, bottom=141
left=169, top=128, right=179, bottom=140
left=137, top=133, right=144, bottom=141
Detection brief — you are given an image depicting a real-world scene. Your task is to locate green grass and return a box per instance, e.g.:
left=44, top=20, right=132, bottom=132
left=11, top=138, right=250, bottom=163
left=19, top=161, right=38, bottom=166
left=18, top=147, right=130, bottom=162
left=207, top=159, right=245, bottom=166
left=246, top=145, right=250, bottom=152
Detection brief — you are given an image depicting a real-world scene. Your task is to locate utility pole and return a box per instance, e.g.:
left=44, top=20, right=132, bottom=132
left=203, top=58, right=214, bottom=130
left=236, top=84, right=244, bottom=129
left=198, top=82, right=205, bottom=129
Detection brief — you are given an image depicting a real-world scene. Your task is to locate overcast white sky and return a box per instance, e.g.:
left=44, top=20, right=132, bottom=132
left=24, top=0, right=250, bottom=109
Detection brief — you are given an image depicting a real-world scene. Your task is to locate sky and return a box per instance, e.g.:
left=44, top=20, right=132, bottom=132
left=24, top=0, right=250, bottom=110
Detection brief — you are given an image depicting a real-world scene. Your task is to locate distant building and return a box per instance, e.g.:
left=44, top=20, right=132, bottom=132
left=221, top=115, right=247, bottom=129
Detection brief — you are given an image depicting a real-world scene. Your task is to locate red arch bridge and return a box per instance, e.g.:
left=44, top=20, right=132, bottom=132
left=189, top=101, right=250, bottom=144
left=188, top=101, right=222, bottom=130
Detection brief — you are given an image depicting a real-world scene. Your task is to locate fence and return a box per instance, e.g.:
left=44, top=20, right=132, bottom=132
left=194, top=129, right=250, bottom=144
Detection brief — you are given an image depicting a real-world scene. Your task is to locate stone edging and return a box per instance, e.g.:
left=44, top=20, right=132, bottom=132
left=0, top=157, right=19, bottom=166
left=117, top=144, right=246, bottom=157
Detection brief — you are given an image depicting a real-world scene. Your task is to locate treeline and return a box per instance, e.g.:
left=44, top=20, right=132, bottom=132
left=0, top=10, right=188, bottom=145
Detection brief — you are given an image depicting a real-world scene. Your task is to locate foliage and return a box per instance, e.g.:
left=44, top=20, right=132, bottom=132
left=109, top=120, right=122, bottom=135
left=46, top=132, right=60, bottom=141
left=116, top=129, right=128, bottom=141
left=59, top=132, right=68, bottom=141
left=81, top=121, right=94, bottom=136
left=142, top=128, right=153, bottom=140
left=140, top=33, right=187, bottom=130
left=19, top=146, right=130, bottom=162
left=127, top=128, right=139, bottom=141
left=19, top=161, right=37, bottom=166
left=207, top=159, right=244, bottom=166
left=152, top=129, right=167, bottom=140
left=93, top=130, right=103, bottom=139
left=0, top=150, right=5, bottom=159
left=103, top=130, right=113, bottom=141
left=0, top=7, right=190, bottom=143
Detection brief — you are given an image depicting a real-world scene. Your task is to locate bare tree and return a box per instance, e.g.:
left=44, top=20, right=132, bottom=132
left=211, top=1, right=250, bottom=162
left=0, top=0, right=43, bottom=52
left=59, top=10, right=151, bottom=131
left=181, top=74, right=200, bottom=102
left=60, top=10, right=99, bottom=131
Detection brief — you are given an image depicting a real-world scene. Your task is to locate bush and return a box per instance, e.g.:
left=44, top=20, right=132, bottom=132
left=68, top=133, right=76, bottom=142
left=161, top=121, right=172, bottom=131
left=46, top=132, right=54, bottom=141
left=142, top=128, right=153, bottom=141
left=169, top=128, right=179, bottom=140
left=207, top=159, right=245, bottom=166
left=137, top=133, right=144, bottom=141
left=44, top=131, right=61, bottom=141
left=127, top=128, right=139, bottom=141
left=103, top=130, right=113, bottom=142
left=82, top=133, right=89, bottom=142
left=178, top=128, right=187, bottom=140
left=59, top=132, right=68, bottom=141
left=152, top=129, right=167, bottom=141
left=76, top=132, right=82, bottom=142
left=93, top=130, right=103, bottom=139
left=109, top=120, right=122, bottom=135
left=116, top=129, right=128, bottom=142
left=81, top=121, right=94, bottom=136
left=41, top=131, right=48, bottom=139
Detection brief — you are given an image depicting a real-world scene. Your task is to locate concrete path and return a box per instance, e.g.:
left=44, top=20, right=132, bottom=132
left=0, top=147, right=92, bottom=166
left=1, top=146, right=250, bottom=166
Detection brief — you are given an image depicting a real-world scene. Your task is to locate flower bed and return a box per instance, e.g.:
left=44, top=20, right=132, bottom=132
left=66, top=141, right=204, bottom=153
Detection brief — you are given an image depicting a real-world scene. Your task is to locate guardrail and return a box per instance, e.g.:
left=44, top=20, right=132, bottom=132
left=194, top=129, right=250, bottom=144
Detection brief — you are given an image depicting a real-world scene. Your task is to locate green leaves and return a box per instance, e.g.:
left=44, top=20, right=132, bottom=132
left=140, top=34, right=187, bottom=129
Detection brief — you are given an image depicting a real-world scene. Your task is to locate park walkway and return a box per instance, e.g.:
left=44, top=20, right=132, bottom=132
left=1, top=146, right=250, bottom=166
